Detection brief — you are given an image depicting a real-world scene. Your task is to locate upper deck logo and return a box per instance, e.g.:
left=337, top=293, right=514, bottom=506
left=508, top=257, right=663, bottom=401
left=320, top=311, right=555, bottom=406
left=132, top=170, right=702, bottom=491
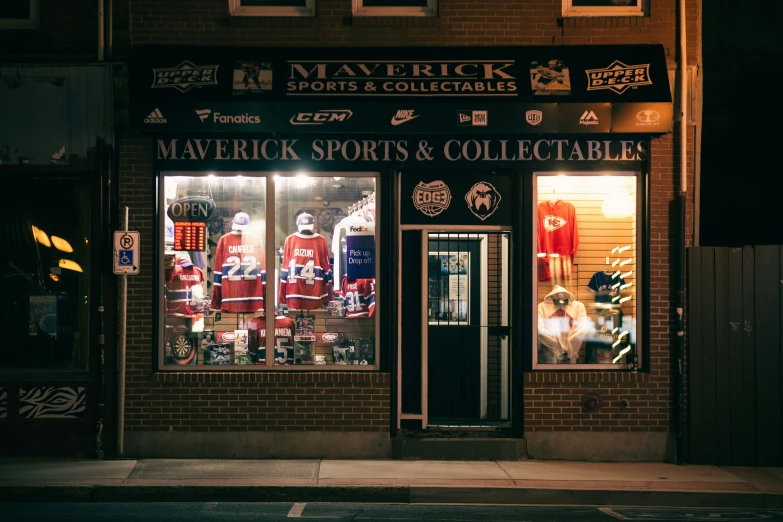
left=413, top=181, right=452, bottom=217
left=585, top=60, right=652, bottom=94
left=152, top=61, right=220, bottom=93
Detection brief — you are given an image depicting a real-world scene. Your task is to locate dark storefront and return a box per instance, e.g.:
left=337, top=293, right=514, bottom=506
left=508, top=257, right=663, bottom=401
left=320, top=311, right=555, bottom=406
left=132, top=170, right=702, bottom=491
left=122, top=44, right=673, bottom=458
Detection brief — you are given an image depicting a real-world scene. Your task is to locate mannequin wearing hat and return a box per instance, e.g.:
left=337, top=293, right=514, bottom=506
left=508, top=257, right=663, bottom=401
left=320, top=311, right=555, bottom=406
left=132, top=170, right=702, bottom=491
left=537, top=285, right=588, bottom=364
left=278, top=213, right=333, bottom=310
left=209, top=212, right=266, bottom=314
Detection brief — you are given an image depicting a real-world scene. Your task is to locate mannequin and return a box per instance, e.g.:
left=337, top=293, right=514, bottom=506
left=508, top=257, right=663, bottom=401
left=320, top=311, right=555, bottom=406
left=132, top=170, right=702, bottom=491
left=166, top=252, right=205, bottom=317
left=209, top=212, right=266, bottom=313
left=537, top=285, right=588, bottom=364
left=247, top=309, right=296, bottom=365
left=278, top=213, right=333, bottom=310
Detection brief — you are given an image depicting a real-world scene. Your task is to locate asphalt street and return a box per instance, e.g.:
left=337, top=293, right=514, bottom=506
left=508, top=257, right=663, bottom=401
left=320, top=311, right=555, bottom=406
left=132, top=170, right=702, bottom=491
left=3, top=503, right=783, bottom=522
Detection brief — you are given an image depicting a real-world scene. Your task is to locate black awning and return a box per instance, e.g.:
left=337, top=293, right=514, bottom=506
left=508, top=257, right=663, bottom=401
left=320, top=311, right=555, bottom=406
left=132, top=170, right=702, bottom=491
left=130, top=44, right=672, bottom=135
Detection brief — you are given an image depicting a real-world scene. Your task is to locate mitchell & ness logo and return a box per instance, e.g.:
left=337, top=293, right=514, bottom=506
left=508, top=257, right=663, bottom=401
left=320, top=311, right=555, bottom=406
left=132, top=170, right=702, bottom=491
left=152, top=61, right=219, bottom=93
left=391, top=110, right=420, bottom=126
left=585, top=60, right=653, bottom=94
left=412, top=180, right=452, bottom=217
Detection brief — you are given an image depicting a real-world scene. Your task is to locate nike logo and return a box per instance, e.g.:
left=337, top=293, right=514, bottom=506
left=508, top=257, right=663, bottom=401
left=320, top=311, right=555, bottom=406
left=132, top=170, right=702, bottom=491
left=391, top=109, right=420, bottom=126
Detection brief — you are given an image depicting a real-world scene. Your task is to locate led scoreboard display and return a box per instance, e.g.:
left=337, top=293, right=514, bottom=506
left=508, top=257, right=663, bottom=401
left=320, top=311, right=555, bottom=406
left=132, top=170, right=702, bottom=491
left=173, top=221, right=207, bottom=252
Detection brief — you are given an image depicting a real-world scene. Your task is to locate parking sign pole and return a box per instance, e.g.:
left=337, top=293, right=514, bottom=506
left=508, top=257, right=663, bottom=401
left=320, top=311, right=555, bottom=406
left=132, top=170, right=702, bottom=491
left=118, top=206, right=128, bottom=457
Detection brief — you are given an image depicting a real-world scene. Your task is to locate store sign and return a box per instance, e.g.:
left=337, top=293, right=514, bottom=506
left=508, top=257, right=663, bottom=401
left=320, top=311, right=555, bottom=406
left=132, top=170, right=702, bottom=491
left=345, top=223, right=375, bottom=279
left=152, top=61, right=219, bottom=93
left=157, top=137, right=647, bottom=166
left=167, top=196, right=215, bottom=221
left=167, top=196, right=213, bottom=252
left=286, top=60, right=518, bottom=97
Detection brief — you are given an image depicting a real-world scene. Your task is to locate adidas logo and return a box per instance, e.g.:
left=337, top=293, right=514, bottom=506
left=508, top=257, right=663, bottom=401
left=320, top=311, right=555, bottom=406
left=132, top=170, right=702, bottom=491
left=195, top=109, right=212, bottom=122
left=579, top=110, right=599, bottom=125
left=144, top=108, right=167, bottom=124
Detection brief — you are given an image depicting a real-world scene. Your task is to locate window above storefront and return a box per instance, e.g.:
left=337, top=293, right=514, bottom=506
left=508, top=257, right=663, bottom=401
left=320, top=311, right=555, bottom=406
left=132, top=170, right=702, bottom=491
left=353, top=0, right=437, bottom=17
left=562, top=0, right=646, bottom=18
left=0, top=0, right=39, bottom=29
left=228, top=0, right=315, bottom=17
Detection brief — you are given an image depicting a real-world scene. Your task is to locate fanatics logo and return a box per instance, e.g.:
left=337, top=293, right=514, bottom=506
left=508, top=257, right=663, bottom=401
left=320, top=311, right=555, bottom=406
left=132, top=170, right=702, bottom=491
left=525, top=110, right=543, bottom=126
left=195, top=109, right=212, bottom=122
left=144, top=108, right=167, bottom=124
left=457, top=111, right=488, bottom=126
left=151, top=61, right=219, bottom=93
left=412, top=180, right=452, bottom=217
left=465, top=182, right=502, bottom=221
left=579, top=110, right=599, bottom=126
left=391, top=110, right=420, bottom=126
left=585, top=60, right=653, bottom=94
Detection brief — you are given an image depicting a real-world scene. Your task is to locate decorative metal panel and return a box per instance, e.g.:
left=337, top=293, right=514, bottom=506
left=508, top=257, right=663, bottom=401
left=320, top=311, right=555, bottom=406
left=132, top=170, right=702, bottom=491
left=0, top=388, right=6, bottom=419
left=19, top=386, right=86, bottom=419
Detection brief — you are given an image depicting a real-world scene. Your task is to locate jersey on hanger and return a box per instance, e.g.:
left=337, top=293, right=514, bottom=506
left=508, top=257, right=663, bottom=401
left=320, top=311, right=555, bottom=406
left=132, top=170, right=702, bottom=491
left=279, top=232, right=332, bottom=310
left=166, top=265, right=204, bottom=316
left=247, top=315, right=296, bottom=363
left=587, top=271, right=627, bottom=304
left=340, top=275, right=375, bottom=318
left=537, top=200, right=579, bottom=281
left=210, top=231, right=266, bottom=313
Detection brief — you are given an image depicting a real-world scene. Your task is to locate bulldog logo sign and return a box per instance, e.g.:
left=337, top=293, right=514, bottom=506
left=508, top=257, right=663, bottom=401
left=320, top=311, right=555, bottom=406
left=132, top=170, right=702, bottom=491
left=412, top=181, right=452, bottom=217
left=465, top=181, right=502, bottom=221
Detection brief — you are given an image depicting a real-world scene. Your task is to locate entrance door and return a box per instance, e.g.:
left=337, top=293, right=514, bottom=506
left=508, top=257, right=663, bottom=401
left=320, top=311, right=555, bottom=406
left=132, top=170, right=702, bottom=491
left=398, top=230, right=511, bottom=429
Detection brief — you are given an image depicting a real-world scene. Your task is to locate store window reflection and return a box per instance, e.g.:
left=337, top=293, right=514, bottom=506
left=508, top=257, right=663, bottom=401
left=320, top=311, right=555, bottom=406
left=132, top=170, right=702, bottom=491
left=0, top=176, right=91, bottom=369
left=535, top=174, right=638, bottom=367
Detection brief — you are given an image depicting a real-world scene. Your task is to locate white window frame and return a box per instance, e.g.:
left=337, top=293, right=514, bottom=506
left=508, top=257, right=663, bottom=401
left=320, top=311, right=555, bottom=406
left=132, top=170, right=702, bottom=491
left=228, top=0, right=315, bottom=17
left=0, top=0, right=39, bottom=29
left=562, top=0, right=644, bottom=18
left=353, top=0, right=437, bottom=17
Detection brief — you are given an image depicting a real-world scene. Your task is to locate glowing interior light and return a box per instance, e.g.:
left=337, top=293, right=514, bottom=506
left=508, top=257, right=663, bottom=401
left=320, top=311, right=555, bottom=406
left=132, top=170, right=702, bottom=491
left=619, top=330, right=629, bottom=338
left=612, top=339, right=623, bottom=348
left=51, top=236, right=73, bottom=253
left=612, top=295, right=621, bottom=303
left=601, top=189, right=635, bottom=219
left=612, top=246, right=620, bottom=254
left=612, top=282, right=621, bottom=289
left=612, top=271, right=622, bottom=279
left=612, top=327, right=619, bottom=334
left=32, top=225, right=51, bottom=247
left=613, top=346, right=631, bottom=363
left=620, top=283, right=633, bottom=290
left=49, top=273, right=60, bottom=282
left=611, top=258, right=620, bottom=267
left=618, top=245, right=631, bottom=253
left=620, top=258, right=632, bottom=266
left=549, top=253, right=559, bottom=258
left=621, top=270, right=633, bottom=279
left=296, top=174, right=311, bottom=188
left=58, top=259, right=83, bottom=273
left=619, top=296, right=632, bottom=304
left=537, top=253, right=547, bottom=258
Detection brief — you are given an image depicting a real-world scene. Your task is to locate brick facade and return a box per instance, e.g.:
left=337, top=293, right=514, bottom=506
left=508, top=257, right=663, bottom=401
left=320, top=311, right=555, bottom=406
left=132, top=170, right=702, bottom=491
left=116, top=0, right=698, bottom=459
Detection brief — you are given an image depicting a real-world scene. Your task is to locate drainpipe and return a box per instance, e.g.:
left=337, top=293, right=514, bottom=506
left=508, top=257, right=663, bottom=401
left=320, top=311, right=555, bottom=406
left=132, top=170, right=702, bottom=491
left=97, top=0, right=105, bottom=61
left=106, top=0, right=113, bottom=61
left=675, top=0, right=689, bottom=465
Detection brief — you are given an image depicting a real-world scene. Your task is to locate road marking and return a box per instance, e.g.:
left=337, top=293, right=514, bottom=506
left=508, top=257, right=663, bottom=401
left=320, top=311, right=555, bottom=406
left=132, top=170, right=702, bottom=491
left=288, top=503, right=307, bottom=518
left=600, top=507, right=631, bottom=520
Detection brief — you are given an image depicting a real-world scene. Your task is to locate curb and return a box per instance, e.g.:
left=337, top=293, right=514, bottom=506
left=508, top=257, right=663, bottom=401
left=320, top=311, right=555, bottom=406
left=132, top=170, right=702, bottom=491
left=0, top=485, right=781, bottom=508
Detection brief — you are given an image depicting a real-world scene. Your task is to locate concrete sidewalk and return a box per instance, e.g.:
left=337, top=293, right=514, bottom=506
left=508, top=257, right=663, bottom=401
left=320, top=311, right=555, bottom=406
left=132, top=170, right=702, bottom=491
left=0, top=458, right=781, bottom=508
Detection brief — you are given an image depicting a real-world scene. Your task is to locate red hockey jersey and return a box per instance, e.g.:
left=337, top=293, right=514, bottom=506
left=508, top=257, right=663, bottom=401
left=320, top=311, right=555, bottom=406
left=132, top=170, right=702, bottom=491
left=166, top=265, right=205, bottom=316
left=279, top=232, right=332, bottom=310
left=537, top=200, right=579, bottom=281
left=210, top=231, right=266, bottom=313
left=247, top=315, right=296, bottom=363
left=340, top=275, right=375, bottom=318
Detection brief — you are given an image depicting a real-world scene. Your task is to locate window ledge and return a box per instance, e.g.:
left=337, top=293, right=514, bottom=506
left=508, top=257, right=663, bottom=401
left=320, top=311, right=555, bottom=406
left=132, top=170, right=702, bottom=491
left=562, top=16, right=649, bottom=28
left=525, top=371, right=649, bottom=384
left=153, top=371, right=390, bottom=384
left=349, top=16, right=439, bottom=27
left=227, top=16, right=315, bottom=28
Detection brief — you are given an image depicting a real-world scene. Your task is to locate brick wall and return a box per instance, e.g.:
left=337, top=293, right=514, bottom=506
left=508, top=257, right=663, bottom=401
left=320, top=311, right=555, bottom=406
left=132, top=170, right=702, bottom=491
left=119, top=0, right=698, bottom=438
left=119, top=137, right=391, bottom=434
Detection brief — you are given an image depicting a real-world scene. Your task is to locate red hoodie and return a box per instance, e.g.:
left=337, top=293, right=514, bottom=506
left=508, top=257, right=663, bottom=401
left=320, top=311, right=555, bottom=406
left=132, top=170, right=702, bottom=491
left=537, top=200, right=579, bottom=281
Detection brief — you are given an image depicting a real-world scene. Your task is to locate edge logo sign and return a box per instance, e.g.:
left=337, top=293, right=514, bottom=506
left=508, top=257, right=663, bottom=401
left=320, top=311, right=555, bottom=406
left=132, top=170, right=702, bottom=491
left=413, top=181, right=452, bottom=217
left=465, top=182, right=502, bottom=221
left=585, top=60, right=652, bottom=94
left=152, top=61, right=219, bottom=92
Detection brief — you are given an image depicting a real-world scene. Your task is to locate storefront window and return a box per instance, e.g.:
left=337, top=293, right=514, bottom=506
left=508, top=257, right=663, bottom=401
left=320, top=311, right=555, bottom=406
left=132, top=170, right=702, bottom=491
left=534, top=173, right=639, bottom=368
left=159, top=172, right=378, bottom=369
left=0, top=175, right=91, bottom=370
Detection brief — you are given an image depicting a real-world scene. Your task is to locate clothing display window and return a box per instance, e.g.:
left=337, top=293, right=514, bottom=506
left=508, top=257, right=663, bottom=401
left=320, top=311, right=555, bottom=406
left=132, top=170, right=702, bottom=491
left=534, top=174, right=639, bottom=368
left=159, top=173, right=378, bottom=369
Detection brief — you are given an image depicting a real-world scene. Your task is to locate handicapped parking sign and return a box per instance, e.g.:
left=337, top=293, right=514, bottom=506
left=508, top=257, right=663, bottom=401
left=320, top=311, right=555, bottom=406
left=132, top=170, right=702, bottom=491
left=113, top=231, right=140, bottom=275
